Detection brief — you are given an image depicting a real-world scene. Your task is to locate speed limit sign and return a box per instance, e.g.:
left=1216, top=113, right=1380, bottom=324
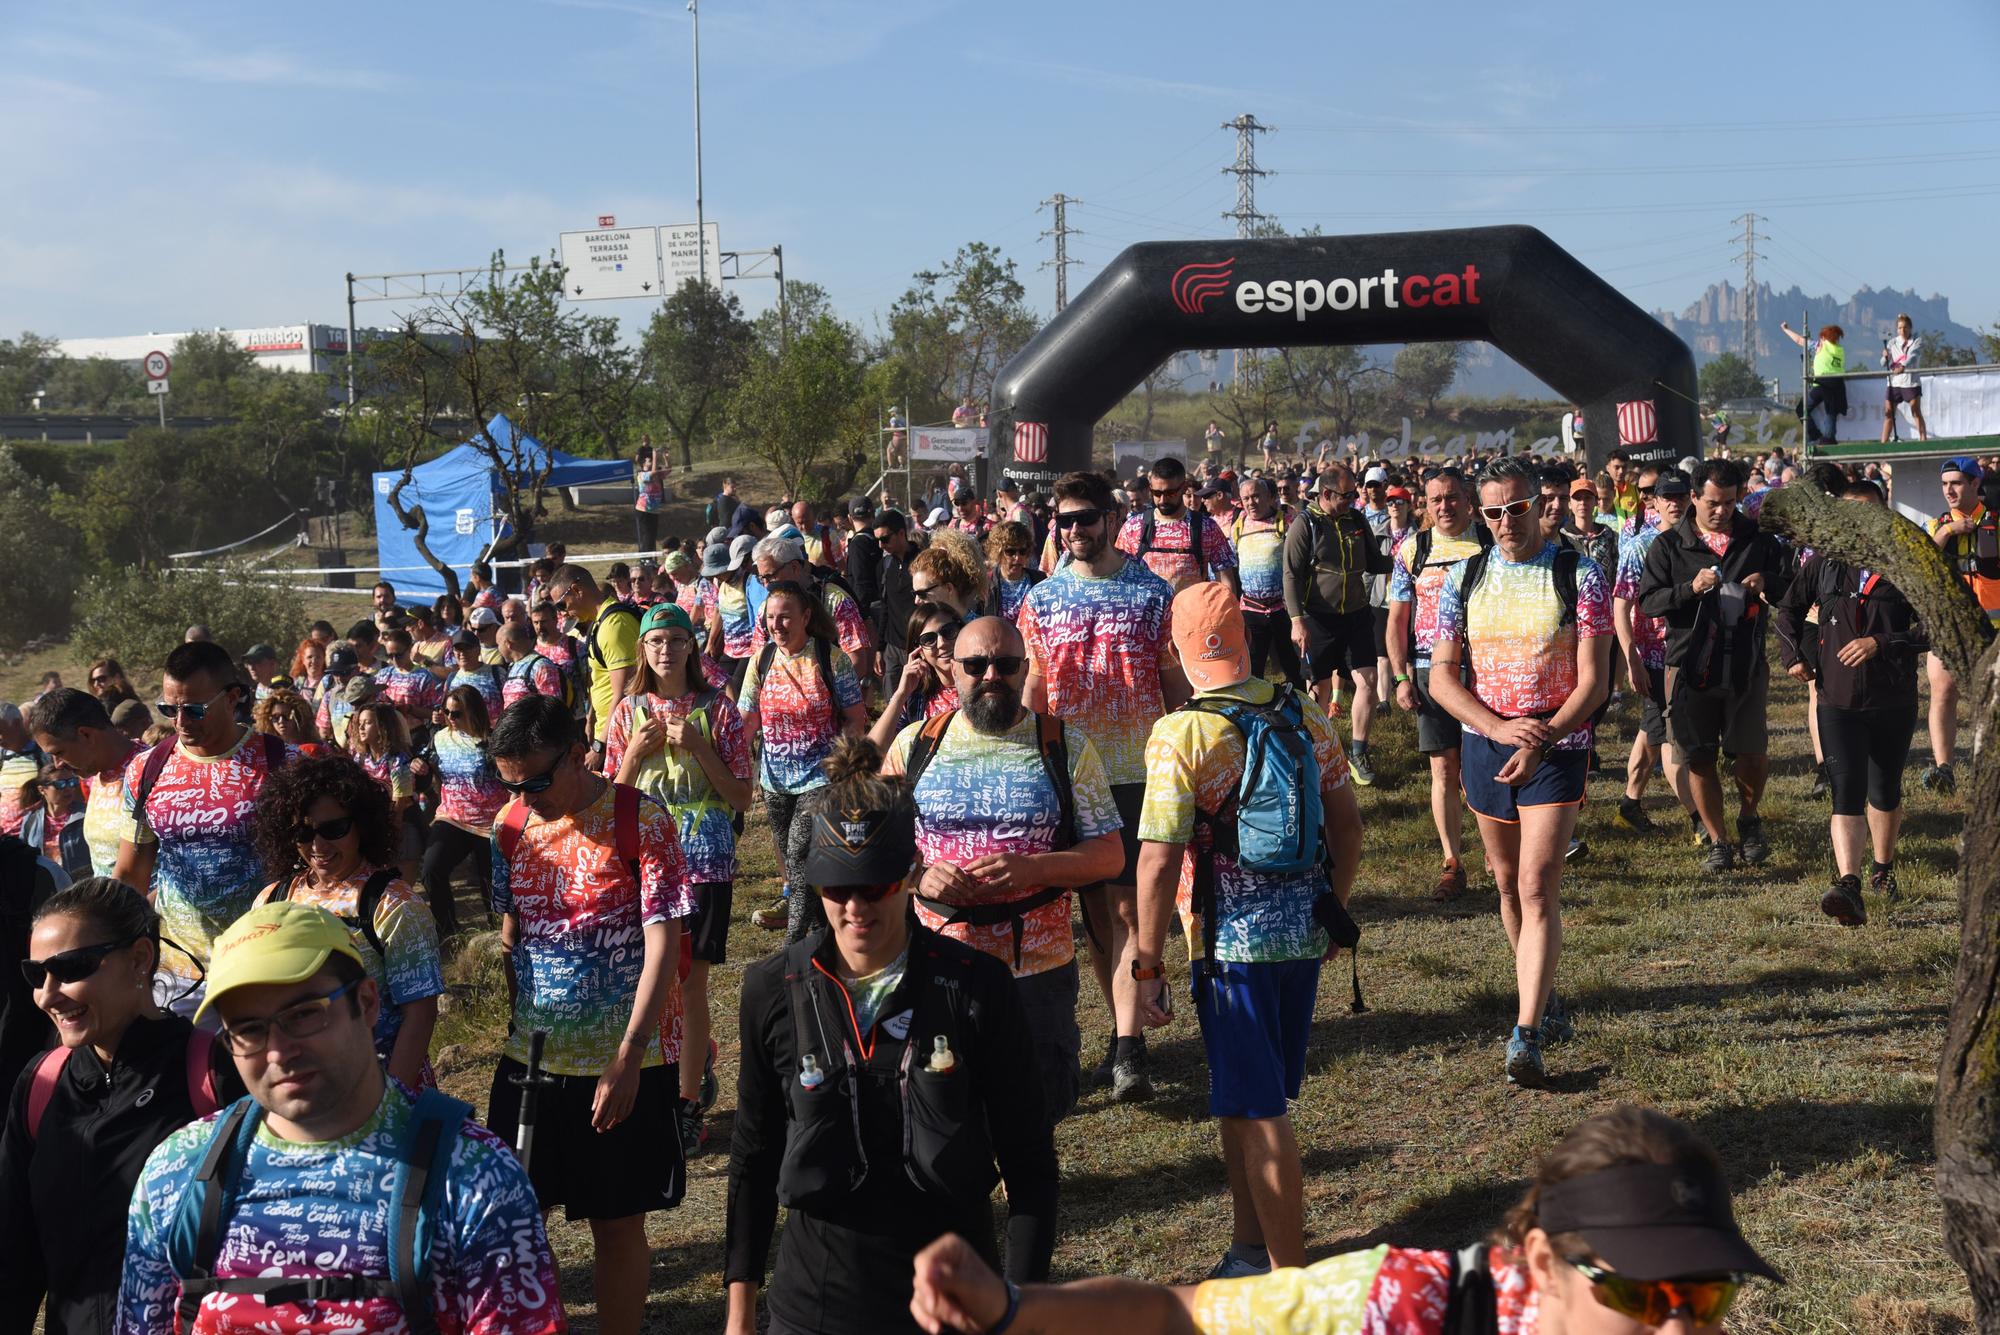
left=144, top=350, right=171, bottom=380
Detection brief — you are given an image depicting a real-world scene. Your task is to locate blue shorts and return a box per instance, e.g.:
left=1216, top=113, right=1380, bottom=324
left=1193, top=957, right=1321, bottom=1120
left=1460, top=732, right=1588, bottom=823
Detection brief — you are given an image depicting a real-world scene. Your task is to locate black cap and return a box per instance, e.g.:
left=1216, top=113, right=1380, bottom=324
left=1196, top=480, right=1230, bottom=499
left=848, top=496, right=875, bottom=517
left=801, top=798, right=917, bottom=887
left=327, top=646, right=359, bottom=675
left=1653, top=473, right=1691, bottom=498
left=1539, top=1162, right=1782, bottom=1283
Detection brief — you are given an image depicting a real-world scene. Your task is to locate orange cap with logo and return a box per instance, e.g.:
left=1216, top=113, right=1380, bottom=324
left=1171, top=581, right=1252, bottom=692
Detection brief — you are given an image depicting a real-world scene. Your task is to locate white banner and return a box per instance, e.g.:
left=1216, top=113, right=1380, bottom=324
left=1112, top=439, right=1189, bottom=476
left=911, top=427, right=987, bottom=462
left=1814, top=368, right=2000, bottom=441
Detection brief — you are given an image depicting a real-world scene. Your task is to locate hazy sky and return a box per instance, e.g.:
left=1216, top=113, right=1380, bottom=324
left=5, top=0, right=1997, bottom=342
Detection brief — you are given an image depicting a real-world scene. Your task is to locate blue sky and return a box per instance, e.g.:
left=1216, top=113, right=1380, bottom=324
left=5, top=0, right=1998, bottom=343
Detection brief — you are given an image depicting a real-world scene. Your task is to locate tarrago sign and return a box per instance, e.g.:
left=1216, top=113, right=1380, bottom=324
left=1171, top=256, right=1484, bottom=320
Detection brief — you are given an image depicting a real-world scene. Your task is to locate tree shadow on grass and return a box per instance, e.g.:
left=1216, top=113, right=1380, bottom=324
left=1058, top=1140, right=1397, bottom=1237
left=1688, top=1097, right=1933, bottom=1186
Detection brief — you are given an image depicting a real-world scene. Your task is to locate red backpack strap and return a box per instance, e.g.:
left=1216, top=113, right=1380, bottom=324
left=26, top=1046, right=71, bottom=1141
left=186, top=1028, right=220, bottom=1117
left=130, top=737, right=179, bottom=828
left=496, top=798, right=532, bottom=864
left=613, top=782, right=642, bottom=887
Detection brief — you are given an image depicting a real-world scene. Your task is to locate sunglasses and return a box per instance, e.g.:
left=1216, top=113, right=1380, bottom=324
left=89, top=674, right=115, bottom=686
left=1479, top=497, right=1538, bottom=521
left=444, top=707, right=465, bottom=719
left=1330, top=489, right=1360, bottom=501
left=217, top=979, right=362, bottom=1056
left=912, top=583, right=939, bottom=598
left=1565, top=1257, right=1743, bottom=1326
left=957, top=654, right=1025, bottom=678
left=1639, top=486, right=1657, bottom=498
left=999, top=548, right=1030, bottom=558
left=1054, top=508, right=1104, bottom=529
left=496, top=753, right=565, bottom=794
left=20, top=934, right=142, bottom=990
left=155, top=687, right=235, bottom=720
left=819, top=881, right=903, bottom=905
left=916, top=626, right=960, bottom=650
left=294, top=814, right=356, bottom=844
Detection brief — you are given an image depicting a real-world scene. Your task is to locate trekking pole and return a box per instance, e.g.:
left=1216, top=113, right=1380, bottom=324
left=511, top=1029, right=557, bottom=1173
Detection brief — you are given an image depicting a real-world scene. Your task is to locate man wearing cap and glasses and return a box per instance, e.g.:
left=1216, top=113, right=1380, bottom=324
left=1283, top=465, right=1392, bottom=786
left=1922, top=455, right=2000, bottom=795
left=118, top=900, right=565, bottom=1333
left=114, top=641, right=294, bottom=1019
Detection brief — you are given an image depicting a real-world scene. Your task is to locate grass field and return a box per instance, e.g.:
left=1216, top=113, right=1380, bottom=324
left=425, top=671, right=1970, bottom=1334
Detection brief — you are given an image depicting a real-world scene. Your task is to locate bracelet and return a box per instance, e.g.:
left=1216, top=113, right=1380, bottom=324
left=988, top=1279, right=1022, bottom=1335
left=1393, top=672, right=1411, bottom=684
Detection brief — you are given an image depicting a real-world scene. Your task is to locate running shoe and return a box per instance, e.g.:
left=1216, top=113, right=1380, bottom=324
left=1737, top=814, right=1771, bottom=867
left=1617, top=797, right=1655, bottom=833
left=1922, top=763, right=1957, bottom=796
left=1808, top=761, right=1830, bottom=801
left=1208, top=1250, right=1272, bottom=1280
left=677, top=1097, right=708, bottom=1159
left=1348, top=747, right=1376, bottom=787
left=1870, top=866, right=1901, bottom=904
left=1505, top=1026, right=1547, bottom=1089
left=1112, top=1053, right=1155, bottom=1103
left=1820, top=875, right=1867, bottom=927
left=1433, top=859, right=1467, bottom=902
left=750, top=897, right=787, bottom=930
left=1565, top=837, right=1588, bottom=863
left=1700, top=840, right=1736, bottom=876
left=1539, top=993, right=1574, bottom=1044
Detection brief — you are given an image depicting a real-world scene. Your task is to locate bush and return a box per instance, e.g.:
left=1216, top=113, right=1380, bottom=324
left=69, top=564, right=307, bottom=671
left=0, top=447, right=82, bottom=649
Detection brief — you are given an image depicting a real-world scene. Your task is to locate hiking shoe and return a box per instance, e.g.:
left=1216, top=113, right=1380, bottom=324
left=677, top=1098, right=708, bottom=1159
left=1505, top=1027, right=1548, bottom=1089
left=1808, top=762, right=1831, bottom=801
left=1870, top=866, right=1901, bottom=904
left=1348, top=748, right=1376, bottom=787
left=1922, top=763, right=1956, bottom=796
left=1700, top=840, right=1736, bottom=875
left=1691, top=812, right=1709, bottom=847
left=1207, top=1250, right=1272, bottom=1280
left=750, top=898, right=787, bottom=930
left=1820, top=875, right=1867, bottom=927
left=1112, top=1054, right=1155, bottom=1103
left=1433, top=860, right=1467, bottom=902
left=698, top=1039, right=720, bottom=1112
left=1617, top=797, right=1655, bottom=834
left=1539, top=994, right=1574, bottom=1044
left=1565, top=837, right=1588, bottom=863
left=1088, top=1040, right=1117, bottom=1087
left=1737, top=815, right=1770, bottom=867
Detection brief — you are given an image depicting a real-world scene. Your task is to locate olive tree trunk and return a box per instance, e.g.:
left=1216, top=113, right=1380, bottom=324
left=1762, top=485, right=2000, bottom=1329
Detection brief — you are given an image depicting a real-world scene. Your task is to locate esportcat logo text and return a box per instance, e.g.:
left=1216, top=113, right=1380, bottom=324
left=1171, top=259, right=1484, bottom=320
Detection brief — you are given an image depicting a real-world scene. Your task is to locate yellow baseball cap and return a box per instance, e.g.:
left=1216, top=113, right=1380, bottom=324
left=194, top=901, right=365, bottom=1021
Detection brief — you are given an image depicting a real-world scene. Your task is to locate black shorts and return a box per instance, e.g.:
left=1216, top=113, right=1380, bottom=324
left=1371, top=605, right=1390, bottom=659
left=1410, top=666, right=1463, bottom=755
left=1665, top=662, right=1769, bottom=759
left=687, top=881, right=733, bottom=963
left=1887, top=384, right=1922, bottom=405
left=1304, top=608, right=1376, bottom=680
left=1016, top=961, right=1082, bottom=1126
left=1638, top=665, right=1668, bottom=747
left=1107, top=783, right=1143, bottom=886
left=487, top=1057, right=684, bottom=1220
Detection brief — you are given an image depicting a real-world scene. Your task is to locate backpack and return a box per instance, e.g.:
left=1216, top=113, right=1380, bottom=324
left=270, top=868, right=398, bottom=960
left=755, top=637, right=841, bottom=731
left=516, top=650, right=577, bottom=714
left=1455, top=546, right=1581, bottom=631
left=1405, top=526, right=1493, bottom=659
left=27, top=1028, right=220, bottom=1139
left=903, top=710, right=1077, bottom=970
left=586, top=602, right=644, bottom=669
left=1938, top=507, right=2000, bottom=581
left=132, top=732, right=288, bottom=825
left=1231, top=510, right=1288, bottom=547
left=1136, top=506, right=1215, bottom=576
left=162, top=1087, right=472, bottom=1334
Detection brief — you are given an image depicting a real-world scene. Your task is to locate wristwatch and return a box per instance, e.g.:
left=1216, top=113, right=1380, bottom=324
left=1131, top=960, right=1167, bottom=982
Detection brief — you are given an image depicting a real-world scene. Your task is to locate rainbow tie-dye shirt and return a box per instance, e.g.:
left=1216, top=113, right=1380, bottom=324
left=1018, top=557, right=1177, bottom=788
left=738, top=641, right=863, bottom=795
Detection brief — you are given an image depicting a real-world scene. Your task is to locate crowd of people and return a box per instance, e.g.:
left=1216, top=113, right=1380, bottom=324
left=0, top=428, right=1985, bottom=1334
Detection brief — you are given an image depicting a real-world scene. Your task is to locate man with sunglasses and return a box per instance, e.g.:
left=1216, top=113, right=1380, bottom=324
left=1283, top=466, right=1391, bottom=785
left=119, top=900, right=565, bottom=1333
left=114, top=641, right=294, bottom=1019
left=483, top=695, right=689, bottom=1335
left=883, top=616, right=1125, bottom=1127
left=1117, top=456, right=1238, bottom=593
left=1427, top=458, right=1612, bottom=1089
left=28, top=688, right=141, bottom=877
left=549, top=562, right=642, bottom=772
left=1020, top=470, right=1187, bottom=1102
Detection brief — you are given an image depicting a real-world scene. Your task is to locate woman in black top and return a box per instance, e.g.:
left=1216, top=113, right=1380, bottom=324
left=0, top=877, right=244, bottom=1335
left=1774, top=478, right=1927, bottom=927
left=725, top=737, right=1058, bottom=1335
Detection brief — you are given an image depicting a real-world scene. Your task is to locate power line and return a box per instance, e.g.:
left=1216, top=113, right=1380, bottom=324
left=1279, top=148, right=2000, bottom=178
left=1039, top=194, right=1083, bottom=312
left=1732, top=213, right=1767, bottom=362
left=1279, top=109, right=2000, bottom=136
left=1221, top=113, right=1274, bottom=238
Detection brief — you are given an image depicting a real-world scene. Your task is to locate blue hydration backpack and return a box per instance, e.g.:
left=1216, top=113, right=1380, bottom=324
left=1184, top=684, right=1324, bottom=875
left=162, top=1088, right=471, bottom=1334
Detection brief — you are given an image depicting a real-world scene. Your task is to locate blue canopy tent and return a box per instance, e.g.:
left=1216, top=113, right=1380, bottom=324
left=370, top=415, right=631, bottom=601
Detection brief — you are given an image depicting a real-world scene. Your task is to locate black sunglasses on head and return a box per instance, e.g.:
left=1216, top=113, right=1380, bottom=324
left=21, top=934, right=142, bottom=990
left=1054, top=508, right=1104, bottom=529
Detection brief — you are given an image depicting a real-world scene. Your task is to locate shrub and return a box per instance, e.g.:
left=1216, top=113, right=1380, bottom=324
left=70, top=564, right=307, bottom=671
left=0, top=447, right=82, bottom=649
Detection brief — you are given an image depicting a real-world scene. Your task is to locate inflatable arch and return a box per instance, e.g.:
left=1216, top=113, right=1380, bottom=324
left=988, top=225, right=1698, bottom=489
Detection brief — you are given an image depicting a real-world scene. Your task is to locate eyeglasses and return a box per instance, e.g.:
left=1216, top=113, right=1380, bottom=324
left=156, top=687, right=235, bottom=720
left=217, top=980, right=362, bottom=1056
left=916, top=626, right=960, bottom=650
left=496, top=752, right=566, bottom=794
left=1054, top=508, right=1104, bottom=529
left=294, top=814, right=355, bottom=844
left=1564, top=1257, right=1743, bottom=1326
left=956, top=654, right=1025, bottom=678
left=20, top=934, right=142, bottom=989
left=1479, top=497, right=1538, bottom=521
left=819, top=881, right=903, bottom=905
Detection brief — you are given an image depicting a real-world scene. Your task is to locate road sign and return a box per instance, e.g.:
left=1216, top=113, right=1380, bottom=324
left=148, top=377, right=170, bottom=395
left=143, top=350, right=171, bottom=379
left=556, top=227, right=665, bottom=300
left=597, top=214, right=617, bottom=227
left=661, top=222, right=723, bottom=292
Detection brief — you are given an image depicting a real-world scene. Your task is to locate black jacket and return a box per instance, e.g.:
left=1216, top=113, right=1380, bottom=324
left=1636, top=509, right=1794, bottom=691
left=1283, top=505, right=1392, bottom=618
left=0, top=837, right=58, bottom=1099
left=844, top=530, right=883, bottom=629
left=1774, top=555, right=1928, bottom=711
left=725, top=920, right=1057, bottom=1334
left=0, top=1012, right=245, bottom=1335
left=876, top=549, right=916, bottom=653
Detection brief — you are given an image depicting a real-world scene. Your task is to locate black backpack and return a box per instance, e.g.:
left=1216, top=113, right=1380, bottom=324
left=755, top=636, right=841, bottom=730
left=1136, top=507, right=1216, bottom=575
left=1455, top=546, right=1581, bottom=630
left=1405, top=526, right=1493, bottom=659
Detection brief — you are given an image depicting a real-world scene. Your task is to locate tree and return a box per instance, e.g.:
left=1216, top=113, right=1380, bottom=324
left=1276, top=343, right=1393, bottom=443
left=640, top=279, right=755, bottom=470
left=884, top=242, right=1038, bottom=424
left=0, top=331, right=59, bottom=412
left=1698, top=351, right=1766, bottom=406
left=0, top=447, right=81, bottom=646
left=1392, top=342, right=1463, bottom=418
left=1758, top=484, right=1999, bottom=1331
left=728, top=314, right=872, bottom=501
left=1206, top=353, right=1285, bottom=468
left=1918, top=331, right=1978, bottom=369
left=752, top=279, right=835, bottom=358
left=169, top=331, right=260, bottom=415
left=41, top=355, right=146, bottom=413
